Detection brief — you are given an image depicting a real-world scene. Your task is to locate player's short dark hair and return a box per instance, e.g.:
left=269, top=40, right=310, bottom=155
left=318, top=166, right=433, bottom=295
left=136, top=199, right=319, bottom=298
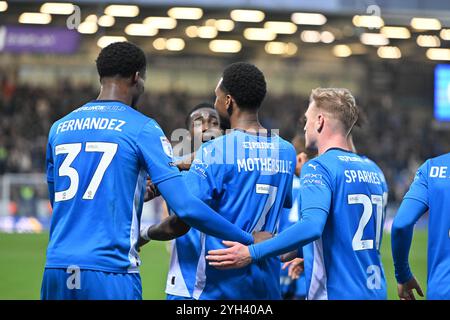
left=96, top=42, right=146, bottom=79
left=220, top=62, right=267, bottom=110
left=185, top=102, right=216, bottom=128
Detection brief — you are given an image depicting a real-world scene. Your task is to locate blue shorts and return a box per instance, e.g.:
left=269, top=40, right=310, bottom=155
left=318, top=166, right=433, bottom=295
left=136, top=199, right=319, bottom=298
left=41, top=268, right=142, bottom=300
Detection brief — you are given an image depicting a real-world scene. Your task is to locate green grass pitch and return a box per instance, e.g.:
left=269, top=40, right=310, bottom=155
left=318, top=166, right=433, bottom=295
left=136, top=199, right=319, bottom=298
left=0, top=230, right=428, bottom=300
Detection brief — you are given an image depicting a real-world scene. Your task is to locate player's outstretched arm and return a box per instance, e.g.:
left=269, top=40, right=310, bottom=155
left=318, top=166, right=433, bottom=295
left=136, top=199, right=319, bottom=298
left=391, top=197, right=428, bottom=297
left=206, top=208, right=327, bottom=269
left=157, top=175, right=254, bottom=245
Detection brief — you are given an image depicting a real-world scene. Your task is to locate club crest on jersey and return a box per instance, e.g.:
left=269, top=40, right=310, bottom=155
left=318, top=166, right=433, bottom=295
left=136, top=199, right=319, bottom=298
left=160, top=137, right=173, bottom=158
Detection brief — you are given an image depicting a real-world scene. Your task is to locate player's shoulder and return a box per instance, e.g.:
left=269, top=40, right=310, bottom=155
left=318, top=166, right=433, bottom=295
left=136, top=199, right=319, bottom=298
left=427, top=152, right=450, bottom=167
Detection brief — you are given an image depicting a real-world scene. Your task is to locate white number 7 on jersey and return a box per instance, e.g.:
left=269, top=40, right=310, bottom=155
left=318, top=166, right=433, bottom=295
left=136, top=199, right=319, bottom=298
left=54, top=142, right=118, bottom=202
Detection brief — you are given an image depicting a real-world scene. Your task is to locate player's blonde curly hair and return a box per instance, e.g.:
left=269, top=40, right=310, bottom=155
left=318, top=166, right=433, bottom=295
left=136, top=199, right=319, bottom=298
left=310, top=87, right=359, bottom=136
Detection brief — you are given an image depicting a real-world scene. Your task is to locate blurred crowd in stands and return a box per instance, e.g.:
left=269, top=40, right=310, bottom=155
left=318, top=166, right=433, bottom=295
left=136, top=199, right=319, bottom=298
left=1, top=73, right=449, bottom=204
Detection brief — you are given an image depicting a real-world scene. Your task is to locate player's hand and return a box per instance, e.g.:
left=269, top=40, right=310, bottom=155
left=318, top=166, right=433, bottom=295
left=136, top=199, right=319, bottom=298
left=397, top=276, right=424, bottom=300
left=137, top=237, right=150, bottom=252
left=280, top=249, right=299, bottom=262
left=282, top=258, right=304, bottom=280
left=144, top=177, right=160, bottom=202
left=206, top=241, right=252, bottom=270
left=252, top=231, right=272, bottom=244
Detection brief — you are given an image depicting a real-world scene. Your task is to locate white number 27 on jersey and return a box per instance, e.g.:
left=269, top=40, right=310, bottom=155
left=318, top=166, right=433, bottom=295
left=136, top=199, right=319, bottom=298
left=348, top=193, right=388, bottom=251
left=54, top=142, right=118, bottom=202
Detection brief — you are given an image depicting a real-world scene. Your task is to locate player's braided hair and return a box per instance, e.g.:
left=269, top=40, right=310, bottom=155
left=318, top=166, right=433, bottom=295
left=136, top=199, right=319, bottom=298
left=220, top=62, right=267, bottom=110
left=96, top=42, right=146, bottom=79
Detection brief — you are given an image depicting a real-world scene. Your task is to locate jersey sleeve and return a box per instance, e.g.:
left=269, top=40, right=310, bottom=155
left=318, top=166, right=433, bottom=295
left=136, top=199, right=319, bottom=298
left=136, top=120, right=181, bottom=185
left=403, top=161, right=429, bottom=207
left=299, top=159, right=333, bottom=213
left=183, top=141, right=224, bottom=204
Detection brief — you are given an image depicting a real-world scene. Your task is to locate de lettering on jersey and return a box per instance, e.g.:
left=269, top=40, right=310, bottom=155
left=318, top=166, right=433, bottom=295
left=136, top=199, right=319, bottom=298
left=429, top=166, right=448, bottom=178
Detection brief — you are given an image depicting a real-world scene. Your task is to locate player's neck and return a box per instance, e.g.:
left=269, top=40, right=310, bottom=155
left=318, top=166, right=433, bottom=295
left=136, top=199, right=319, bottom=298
left=97, top=82, right=133, bottom=107
left=230, top=109, right=265, bottom=132
left=318, top=135, right=352, bottom=156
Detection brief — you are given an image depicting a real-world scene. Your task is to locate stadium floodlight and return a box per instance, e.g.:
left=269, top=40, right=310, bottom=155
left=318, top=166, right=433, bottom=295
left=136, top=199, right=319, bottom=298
left=265, top=42, right=298, bottom=55
left=40, top=2, right=74, bottom=15
left=352, top=15, right=384, bottom=29
left=167, top=7, right=203, bottom=20
left=300, top=30, right=321, bottom=43
left=185, top=26, right=199, bottom=38
left=360, top=33, right=389, bottom=46
left=417, top=35, right=440, bottom=47
left=153, top=38, right=167, bottom=50
left=427, top=48, right=450, bottom=60
left=230, top=9, right=265, bottom=23
left=18, top=12, right=52, bottom=24
left=377, top=46, right=401, bottom=59
left=411, top=18, right=441, bottom=31
left=264, top=21, right=297, bottom=34
left=244, top=28, right=276, bottom=41
left=321, top=31, right=335, bottom=43
left=104, top=5, right=139, bottom=18
left=85, top=14, right=97, bottom=23
left=333, top=44, right=352, bottom=57
left=97, top=36, right=127, bottom=48
left=209, top=40, right=242, bottom=53
left=143, top=17, right=177, bottom=30
left=125, top=24, right=158, bottom=36
left=215, top=19, right=235, bottom=32
left=291, top=12, right=327, bottom=25
left=0, top=1, right=7, bottom=12
left=441, top=29, right=450, bottom=41
left=166, top=38, right=185, bottom=51
left=77, top=21, right=98, bottom=34
left=197, top=26, right=218, bottom=39
left=98, top=15, right=115, bottom=27
left=381, top=26, right=411, bottom=39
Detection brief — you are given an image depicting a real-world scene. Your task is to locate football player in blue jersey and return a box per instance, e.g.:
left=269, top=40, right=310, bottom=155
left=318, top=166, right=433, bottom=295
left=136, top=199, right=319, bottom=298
left=141, top=62, right=297, bottom=299
left=41, top=42, right=255, bottom=300
left=146, top=103, right=223, bottom=300
left=207, top=87, right=389, bottom=300
left=391, top=153, right=450, bottom=300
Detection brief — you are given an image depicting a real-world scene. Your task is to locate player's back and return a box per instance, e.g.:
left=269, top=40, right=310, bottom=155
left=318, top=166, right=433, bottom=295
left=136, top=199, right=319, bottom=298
left=45, top=100, right=162, bottom=273
left=302, top=149, right=388, bottom=300
left=186, top=129, right=296, bottom=299
left=405, top=153, right=450, bottom=299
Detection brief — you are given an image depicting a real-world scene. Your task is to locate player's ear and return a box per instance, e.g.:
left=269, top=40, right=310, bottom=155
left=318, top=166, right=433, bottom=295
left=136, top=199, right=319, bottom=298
left=132, top=71, right=139, bottom=85
left=226, top=95, right=234, bottom=116
left=317, top=113, right=325, bottom=133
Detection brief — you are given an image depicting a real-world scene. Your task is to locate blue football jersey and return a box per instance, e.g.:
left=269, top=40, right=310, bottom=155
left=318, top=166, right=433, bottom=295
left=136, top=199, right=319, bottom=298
left=301, top=148, right=388, bottom=300
left=403, top=153, right=450, bottom=299
left=181, top=129, right=296, bottom=300
left=165, top=171, right=202, bottom=298
left=278, top=175, right=306, bottom=299
left=45, top=100, right=180, bottom=273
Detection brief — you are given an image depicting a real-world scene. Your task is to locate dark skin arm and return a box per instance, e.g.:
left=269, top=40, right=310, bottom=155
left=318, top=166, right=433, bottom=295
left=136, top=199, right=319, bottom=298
left=139, top=220, right=273, bottom=250
left=138, top=215, right=190, bottom=249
